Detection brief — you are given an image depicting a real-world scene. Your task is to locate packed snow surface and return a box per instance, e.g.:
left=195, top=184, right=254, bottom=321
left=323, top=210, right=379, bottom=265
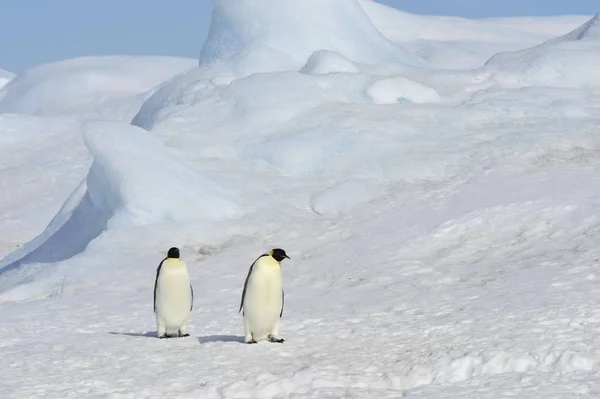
left=1, top=0, right=600, bottom=397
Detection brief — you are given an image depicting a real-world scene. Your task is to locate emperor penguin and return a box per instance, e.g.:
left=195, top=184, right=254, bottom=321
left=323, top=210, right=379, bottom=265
left=239, top=248, right=290, bottom=344
left=153, top=247, right=193, bottom=338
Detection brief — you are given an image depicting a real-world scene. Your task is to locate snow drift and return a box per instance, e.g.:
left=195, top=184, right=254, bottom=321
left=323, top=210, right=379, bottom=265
left=198, top=0, right=426, bottom=77
left=0, top=56, right=197, bottom=117
left=485, top=13, right=600, bottom=88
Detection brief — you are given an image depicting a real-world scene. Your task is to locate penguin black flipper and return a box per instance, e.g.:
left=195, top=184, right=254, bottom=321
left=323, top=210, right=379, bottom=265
left=190, top=284, right=194, bottom=311
left=239, top=253, right=269, bottom=314
left=153, top=257, right=166, bottom=313
left=239, top=264, right=253, bottom=315
left=280, top=290, right=284, bottom=318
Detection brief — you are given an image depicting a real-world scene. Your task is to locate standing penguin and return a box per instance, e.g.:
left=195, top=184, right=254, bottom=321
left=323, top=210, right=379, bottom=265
left=239, top=248, right=290, bottom=344
left=154, top=247, right=193, bottom=338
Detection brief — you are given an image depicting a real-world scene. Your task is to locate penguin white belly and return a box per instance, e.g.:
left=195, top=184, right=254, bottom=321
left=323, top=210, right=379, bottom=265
left=244, top=262, right=282, bottom=341
left=156, top=269, right=191, bottom=333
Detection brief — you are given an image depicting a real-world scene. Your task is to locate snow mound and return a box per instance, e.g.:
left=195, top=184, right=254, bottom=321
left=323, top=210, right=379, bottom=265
left=485, top=13, right=600, bottom=88
left=367, top=77, right=442, bottom=104
left=199, top=0, right=426, bottom=78
left=0, top=56, right=197, bottom=117
left=300, top=51, right=360, bottom=75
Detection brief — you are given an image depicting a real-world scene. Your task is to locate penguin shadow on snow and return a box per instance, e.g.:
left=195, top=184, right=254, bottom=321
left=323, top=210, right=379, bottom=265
left=198, top=335, right=245, bottom=344
left=109, top=331, right=158, bottom=338
left=108, top=331, right=244, bottom=342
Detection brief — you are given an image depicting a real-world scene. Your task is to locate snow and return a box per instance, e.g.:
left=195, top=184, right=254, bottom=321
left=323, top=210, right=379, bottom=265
left=2, top=0, right=600, bottom=397
left=0, top=56, right=197, bottom=118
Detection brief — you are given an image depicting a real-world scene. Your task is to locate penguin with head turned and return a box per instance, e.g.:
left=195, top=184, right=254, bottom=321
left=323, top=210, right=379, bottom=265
left=239, top=248, right=290, bottom=344
left=153, top=247, right=193, bottom=338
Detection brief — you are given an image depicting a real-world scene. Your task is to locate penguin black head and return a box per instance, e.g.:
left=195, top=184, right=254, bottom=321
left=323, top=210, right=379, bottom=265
left=167, top=247, right=180, bottom=259
left=269, top=248, right=290, bottom=262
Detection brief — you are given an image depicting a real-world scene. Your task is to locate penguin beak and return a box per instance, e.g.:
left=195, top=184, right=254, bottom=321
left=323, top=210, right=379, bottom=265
left=284, top=255, right=290, bottom=260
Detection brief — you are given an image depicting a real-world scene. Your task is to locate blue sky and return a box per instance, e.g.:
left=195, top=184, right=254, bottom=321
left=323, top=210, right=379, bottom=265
left=1, top=0, right=598, bottom=72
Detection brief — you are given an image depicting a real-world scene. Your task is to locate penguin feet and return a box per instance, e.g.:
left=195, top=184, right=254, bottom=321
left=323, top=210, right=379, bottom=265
left=268, top=336, right=285, bottom=343
left=247, top=339, right=258, bottom=344
left=158, top=334, right=177, bottom=339
left=179, top=333, right=190, bottom=337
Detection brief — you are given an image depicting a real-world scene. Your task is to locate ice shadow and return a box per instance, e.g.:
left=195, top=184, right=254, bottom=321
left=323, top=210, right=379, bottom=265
left=109, top=331, right=157, bottom=338
left=198, top=335, right=245, bottom=344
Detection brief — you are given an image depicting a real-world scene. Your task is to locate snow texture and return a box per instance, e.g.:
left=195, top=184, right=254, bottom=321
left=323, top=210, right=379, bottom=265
left=2, top=0, right=600, bottom=398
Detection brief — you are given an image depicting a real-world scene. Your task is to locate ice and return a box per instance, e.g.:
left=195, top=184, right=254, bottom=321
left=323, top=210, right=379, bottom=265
left=2, top=0, right=600, bottom=397
left=0, top=56, right=197, bottom=117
